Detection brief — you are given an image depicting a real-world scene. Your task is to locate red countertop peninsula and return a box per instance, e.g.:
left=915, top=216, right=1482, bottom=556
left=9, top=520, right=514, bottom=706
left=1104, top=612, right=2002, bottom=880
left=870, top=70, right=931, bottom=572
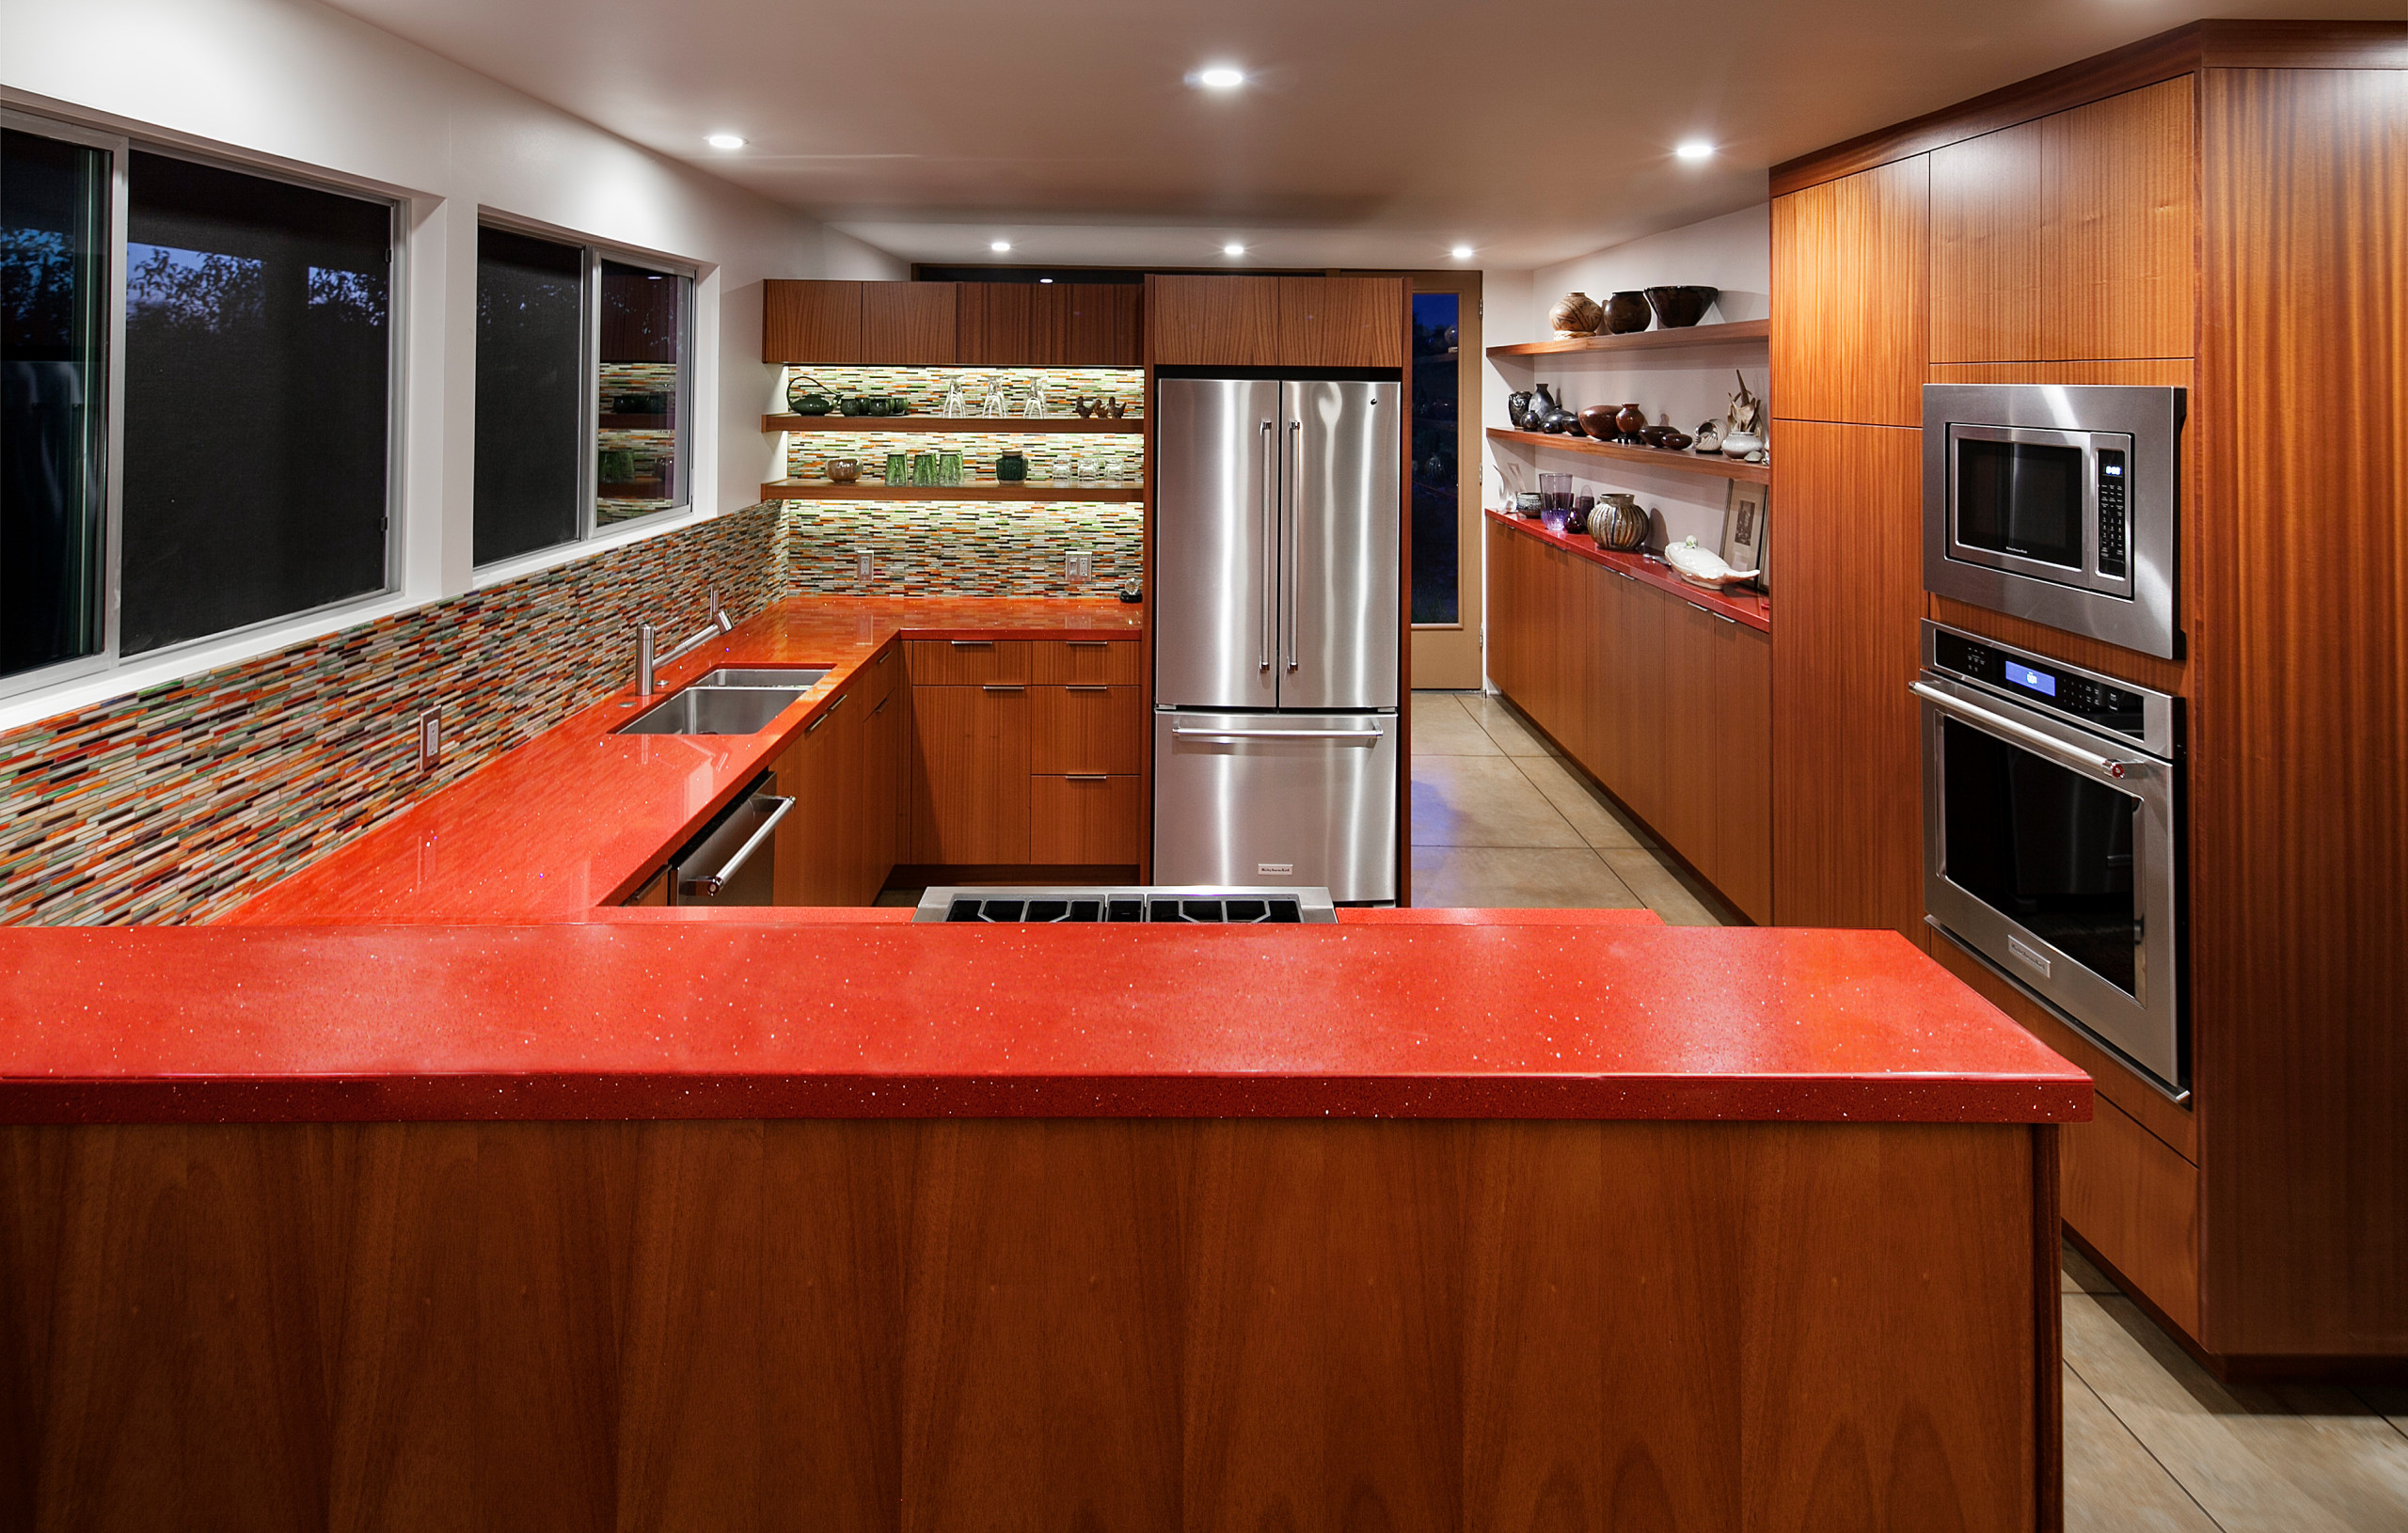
left=2, top=593, right=2084, bottom=1533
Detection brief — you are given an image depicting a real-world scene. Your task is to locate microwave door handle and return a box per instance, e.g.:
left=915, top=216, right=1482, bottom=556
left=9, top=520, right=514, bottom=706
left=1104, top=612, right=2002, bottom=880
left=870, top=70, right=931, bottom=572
left=1909, top=682, right=2139, bottom=780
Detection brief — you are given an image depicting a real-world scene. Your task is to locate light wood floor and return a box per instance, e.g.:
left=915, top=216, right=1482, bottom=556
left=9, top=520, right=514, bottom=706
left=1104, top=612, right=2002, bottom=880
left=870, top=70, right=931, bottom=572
left=1421, top=688, right=2408, bottom=1531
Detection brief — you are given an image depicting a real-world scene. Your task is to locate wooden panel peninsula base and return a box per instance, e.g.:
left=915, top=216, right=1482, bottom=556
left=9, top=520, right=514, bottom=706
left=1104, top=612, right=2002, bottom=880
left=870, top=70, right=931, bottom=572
left=1, top=1115, right=2060, bottom=1531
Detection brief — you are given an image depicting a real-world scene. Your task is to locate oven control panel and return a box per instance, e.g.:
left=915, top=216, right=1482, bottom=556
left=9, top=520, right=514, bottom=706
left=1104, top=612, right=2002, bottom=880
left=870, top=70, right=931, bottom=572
left=1932, top=629, right=2152, bottom=739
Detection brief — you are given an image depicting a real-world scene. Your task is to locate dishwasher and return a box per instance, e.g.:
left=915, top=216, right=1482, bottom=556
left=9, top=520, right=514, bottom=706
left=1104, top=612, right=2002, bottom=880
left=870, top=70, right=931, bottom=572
left=661, top=771, right=792, bottom=906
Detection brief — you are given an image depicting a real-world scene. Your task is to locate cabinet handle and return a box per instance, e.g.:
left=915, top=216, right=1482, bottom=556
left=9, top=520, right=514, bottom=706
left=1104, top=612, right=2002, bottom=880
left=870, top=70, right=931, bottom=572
left=982, top=685, right=1025, bottom=693
left=876, top=650, right=891, bottom=666
left=1066, top=640, right=1109, bottom=648
left=1714, top=611, right=1738, bottom=625
left=1066, top=774, right=1108, bottom=782
left=871, top=695, right=890, bottom=715
left=1065, top=685, right=1110, bottom=693
left=949, top=640, right=993, bottom=649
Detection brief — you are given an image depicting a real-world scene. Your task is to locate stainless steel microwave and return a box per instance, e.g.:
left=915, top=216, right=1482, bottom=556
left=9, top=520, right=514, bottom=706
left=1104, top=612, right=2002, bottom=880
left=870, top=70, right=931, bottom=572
left=1924, top=383, right=2183, bottom=658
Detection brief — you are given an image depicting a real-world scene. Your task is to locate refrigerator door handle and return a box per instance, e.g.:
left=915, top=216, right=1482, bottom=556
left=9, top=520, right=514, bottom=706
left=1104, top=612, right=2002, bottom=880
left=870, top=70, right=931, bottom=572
left=1170, top=723, right=1385, bottom=740
left=1259, top=419, right=1275, bottom=673
left=1286, top=418, right=1303, bottom=672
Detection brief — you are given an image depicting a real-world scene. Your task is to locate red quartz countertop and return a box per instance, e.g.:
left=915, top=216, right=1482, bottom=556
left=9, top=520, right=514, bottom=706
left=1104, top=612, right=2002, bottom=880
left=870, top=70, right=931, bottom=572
left=1488, top=508, right=1772, bottom=632
left=225, top=596, right=1145, bottom=925
left=0, top=922, right=2088, bottom=1124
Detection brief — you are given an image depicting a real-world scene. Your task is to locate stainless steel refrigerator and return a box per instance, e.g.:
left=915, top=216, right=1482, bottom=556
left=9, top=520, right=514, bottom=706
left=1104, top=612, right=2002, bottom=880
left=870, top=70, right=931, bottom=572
left=1152, top=374, right=1402, bottom=902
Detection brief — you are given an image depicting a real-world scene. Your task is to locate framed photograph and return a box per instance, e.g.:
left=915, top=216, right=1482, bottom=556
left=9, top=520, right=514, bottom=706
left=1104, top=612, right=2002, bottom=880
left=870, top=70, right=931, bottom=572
left=1721, top=480, right=1769, bottom=588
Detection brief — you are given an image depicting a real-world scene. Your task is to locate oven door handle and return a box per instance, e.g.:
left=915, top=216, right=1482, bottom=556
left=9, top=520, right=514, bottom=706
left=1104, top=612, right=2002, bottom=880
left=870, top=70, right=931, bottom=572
left=1909, top=681, right=2137, bottom=780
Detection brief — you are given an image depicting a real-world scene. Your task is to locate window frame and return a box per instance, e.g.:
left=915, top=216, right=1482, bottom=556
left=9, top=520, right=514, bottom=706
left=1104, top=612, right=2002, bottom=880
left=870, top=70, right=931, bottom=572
left=472, top=213, right=699, bottom=571
left=0, top=109, right=408, bottom=704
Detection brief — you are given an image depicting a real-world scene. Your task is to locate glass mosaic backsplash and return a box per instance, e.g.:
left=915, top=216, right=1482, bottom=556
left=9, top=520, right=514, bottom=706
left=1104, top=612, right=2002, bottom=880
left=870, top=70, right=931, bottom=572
left=785, top=432, right=1143, bottom=485
left=781, top=365, right=1143, bottom=419
left=783, top=501, right=1142, bottom=598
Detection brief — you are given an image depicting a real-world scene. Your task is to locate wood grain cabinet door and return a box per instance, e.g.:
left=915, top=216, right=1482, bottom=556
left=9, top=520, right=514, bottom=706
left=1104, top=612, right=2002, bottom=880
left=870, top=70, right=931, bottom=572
left=1031, top=686, right=1143, bottom=775
left=1277, top=277, right=1407, bottom=368
left=1033, top=639, right=1141, bottom=685
left=2042, top=77, right=2196, bottom=361
left=763, top=279, right=861, bottom=364
left=860, top=281, right=958, bottom=364
left=1030, top=775, right=1142, bottom=863
left=1711, top=619, right=1774, bottom=925
left=1063, top=283, right=1143, bottom=365
left=905, top=639, right=1031, bottom=686
left=956, top=282, right=1040, bottom=365
left=774, top=696, right=849, bottom=905
left=1485, top=521, right=1523, bottom=698
left=1771, top=155, right=1930, bottom=427
left=1145, top=275, right=1280, bottom=365
left=910, top=685, right=1032, bottom=863
left=1613, top=577, right=1667, bottom=829
left=864, top=687, right=903, bottom=897
left=1931, top=122, right=2046, bottom=364
left=1657, top=600, right=1725, bottom=885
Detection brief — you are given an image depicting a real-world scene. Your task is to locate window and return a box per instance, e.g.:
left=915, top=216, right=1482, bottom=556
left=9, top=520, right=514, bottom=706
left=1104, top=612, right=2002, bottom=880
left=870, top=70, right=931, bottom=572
left=2, top=115, right=398, bottom=694
left=473, top=228, right=692, bottom=566
left=1, top=122, right=111, bottom=683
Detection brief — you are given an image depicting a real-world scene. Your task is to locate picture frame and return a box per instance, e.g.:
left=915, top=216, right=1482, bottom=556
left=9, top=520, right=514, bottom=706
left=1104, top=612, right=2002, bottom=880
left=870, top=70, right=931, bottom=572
left=1721, top=479, right=1769, bottom=589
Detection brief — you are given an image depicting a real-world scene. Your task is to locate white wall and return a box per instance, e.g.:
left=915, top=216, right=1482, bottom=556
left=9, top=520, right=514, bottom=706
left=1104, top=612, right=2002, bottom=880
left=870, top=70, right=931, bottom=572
left=0, top=0, right=902, bottom=728
left=1483, top=202, right=1771, bottom=559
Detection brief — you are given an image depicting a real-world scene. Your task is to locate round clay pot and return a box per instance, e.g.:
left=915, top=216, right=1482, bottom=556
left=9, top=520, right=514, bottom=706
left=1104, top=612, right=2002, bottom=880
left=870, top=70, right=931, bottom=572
left=1642, top=285, right=1719, bottom=328
left=1540, top=407, right=1581, bottom=435
left=1603, top=292, right=1652, bottom=334
left=1590, top=493, right=1649, bottom=551
left=1640, top=425, right=1677, bottom=448
left=1507, top=390, right=1535, bottom=430
left=1657, top=431, right=1694, bottom=452
left=1548, top=291, right=1606, bottom=336
left=1576, top=403, right=1621, bottom=441
left=825, top=457, right=861, bottom=483
left=1614, top=403, right=1649, bottom=440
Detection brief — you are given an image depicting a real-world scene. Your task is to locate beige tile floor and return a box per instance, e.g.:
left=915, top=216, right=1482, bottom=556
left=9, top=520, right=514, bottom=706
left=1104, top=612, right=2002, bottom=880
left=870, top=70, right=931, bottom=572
left=1413, top=689, right=2408, bottom=1531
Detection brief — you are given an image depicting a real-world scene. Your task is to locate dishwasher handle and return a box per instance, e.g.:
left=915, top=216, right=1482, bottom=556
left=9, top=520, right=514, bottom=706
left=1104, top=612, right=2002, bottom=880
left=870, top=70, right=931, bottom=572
left=682, top=794, right=795, bottom=897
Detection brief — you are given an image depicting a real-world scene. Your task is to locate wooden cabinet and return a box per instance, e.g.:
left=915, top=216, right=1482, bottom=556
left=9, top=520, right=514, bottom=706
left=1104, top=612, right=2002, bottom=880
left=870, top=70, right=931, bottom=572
left=774, top=686, right=861, bottom=906
left=1929, top=78, right=2196, bottom=363
left=764, top=279, right=863, bottom=364
left=1484, top=520, right=1771, bottom=922
left=1770, top=155, right=1929, bottom=427
left=1034, top=637, right=1142, bottom=685
left=906, top=639, right=1029, bottom=685
left=1146, top=275, right=1403, bottom=369
left=956, top=281, right=1044, bottom=364
left=1031, top=687, right=1142, bottom=775
left=1062, top=283, right=1143, bottom=365
left=1030, top=776, right=1143, bottom=864
left=860, top=281, right=957, bottom=364
left=909, top=685, right=1031, bottom=864
left=1277, top=277, right=1407, bottom=368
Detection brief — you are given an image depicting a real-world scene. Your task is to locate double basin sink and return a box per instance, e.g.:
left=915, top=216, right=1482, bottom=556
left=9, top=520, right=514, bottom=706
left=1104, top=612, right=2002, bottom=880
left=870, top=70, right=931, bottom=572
left=615, top=668, right=831, bottom=735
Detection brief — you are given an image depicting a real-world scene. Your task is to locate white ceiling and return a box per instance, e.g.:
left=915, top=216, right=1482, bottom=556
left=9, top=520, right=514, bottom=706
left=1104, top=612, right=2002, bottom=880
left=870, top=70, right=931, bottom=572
left=324, top=0, right=2396, bottom=270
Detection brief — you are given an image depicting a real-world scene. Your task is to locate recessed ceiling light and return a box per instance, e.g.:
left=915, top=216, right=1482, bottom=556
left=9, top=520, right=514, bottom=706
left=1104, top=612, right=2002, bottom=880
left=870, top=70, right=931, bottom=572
left=705, top=133, right=746, bottom=150
left=1195, top=66, right=1246, bottom=89
left=1675, top=140, right=1714, bottom=161
left=1450, top=245, right=1474, bottom=260
left=1038, top=277, right=1054, bottom=284
left=990, top=240, right=1012, bottom=252
left=1223, top=243, right=1246, bottom=257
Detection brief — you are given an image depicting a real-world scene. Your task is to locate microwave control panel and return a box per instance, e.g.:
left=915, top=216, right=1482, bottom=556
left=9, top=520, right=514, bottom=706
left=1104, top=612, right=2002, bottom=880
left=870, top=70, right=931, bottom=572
left=1932, top=629, right=2150, bottom=739
left=2096, top=449, right=2129, bottom=577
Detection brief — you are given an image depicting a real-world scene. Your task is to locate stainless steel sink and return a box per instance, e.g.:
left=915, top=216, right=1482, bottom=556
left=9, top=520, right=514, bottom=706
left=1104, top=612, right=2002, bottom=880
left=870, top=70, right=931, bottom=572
left=693, top=668, right=830, bottom=689
left=616, top=686, right=809, bottom=735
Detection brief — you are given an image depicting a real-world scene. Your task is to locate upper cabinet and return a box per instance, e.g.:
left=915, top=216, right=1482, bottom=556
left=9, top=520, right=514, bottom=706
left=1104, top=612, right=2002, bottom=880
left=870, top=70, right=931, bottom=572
left=1931, top=77, right=2197, bottom=363
left=766, top=278, right=1139, bottom=366
left=1770, top=156, right=1931, bottom=427
left=1147, top=275, right=1405, bottom=368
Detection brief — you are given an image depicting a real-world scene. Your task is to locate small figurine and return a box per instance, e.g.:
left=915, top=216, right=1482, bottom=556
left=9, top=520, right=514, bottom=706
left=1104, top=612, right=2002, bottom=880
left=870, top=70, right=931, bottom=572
left=1073, top=397, right=1099, bottom=418
left=1107, top=400, right=1129, bottom=419
left=1725, top=370, right=1763, bottom=436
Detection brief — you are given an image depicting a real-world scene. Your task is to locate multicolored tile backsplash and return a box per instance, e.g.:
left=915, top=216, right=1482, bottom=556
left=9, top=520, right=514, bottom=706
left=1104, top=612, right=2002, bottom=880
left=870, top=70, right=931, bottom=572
left=783, top=501, right=1143, bottom=599
left=784, top=432, right=1144, bottom=486
left=782, top=365, right=1144, bottom=419
left=0, top=505, right=780, bottom=926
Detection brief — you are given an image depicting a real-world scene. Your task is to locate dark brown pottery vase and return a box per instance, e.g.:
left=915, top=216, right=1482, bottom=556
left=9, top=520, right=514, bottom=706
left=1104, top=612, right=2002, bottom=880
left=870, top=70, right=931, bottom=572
left=1614, top=402, right=1648, bottom=442
left=1576, top=403, right=1620, bottom=441
left=1604, top=292, right=1652, bottom=334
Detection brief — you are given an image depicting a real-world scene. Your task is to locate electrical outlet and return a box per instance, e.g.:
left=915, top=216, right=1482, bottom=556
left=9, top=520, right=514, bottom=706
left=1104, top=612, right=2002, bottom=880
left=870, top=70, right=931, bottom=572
left=1066, top=550, right=1093, bottom=582
left=855, top=547, right=874, bottom=581
left=415, top=708, right=442, bottom=774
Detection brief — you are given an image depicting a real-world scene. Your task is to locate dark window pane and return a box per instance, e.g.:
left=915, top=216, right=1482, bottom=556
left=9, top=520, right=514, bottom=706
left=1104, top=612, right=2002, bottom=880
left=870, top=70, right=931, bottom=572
left=120, top=151, right=390, bottom=655
left=474, top=228, right=585, bottom=564
left=2, top=128, right=110, bottom=679
left=1410, top=292, right=1460, bottom=624
left=596, top=259, right=687, bottom=529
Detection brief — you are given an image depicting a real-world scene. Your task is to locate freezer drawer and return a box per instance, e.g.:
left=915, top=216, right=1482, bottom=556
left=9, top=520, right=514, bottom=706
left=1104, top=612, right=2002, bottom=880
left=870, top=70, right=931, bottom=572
left=1152, top=710, right=1398, bottom=903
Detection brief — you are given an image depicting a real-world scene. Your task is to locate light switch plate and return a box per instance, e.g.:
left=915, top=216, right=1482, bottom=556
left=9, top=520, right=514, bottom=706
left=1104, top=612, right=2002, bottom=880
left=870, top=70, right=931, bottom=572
left=856, top=548, right=874, bottom=580
left=416, top=708, right=442, bottom=773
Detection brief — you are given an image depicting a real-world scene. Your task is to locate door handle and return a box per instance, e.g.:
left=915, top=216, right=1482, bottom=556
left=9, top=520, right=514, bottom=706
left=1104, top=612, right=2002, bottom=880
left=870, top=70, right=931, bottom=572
left=1286, top=419, right=1302, bottom=673
left=682, top=795, right=795, bottom=898
left=1171, top=723, right=1384, bottom=741
left=1909, top=681, right=2138, bottom=780
left=1259, top=419, right=1275, bottom=673
left=982, top=685, right=1025, bottom=694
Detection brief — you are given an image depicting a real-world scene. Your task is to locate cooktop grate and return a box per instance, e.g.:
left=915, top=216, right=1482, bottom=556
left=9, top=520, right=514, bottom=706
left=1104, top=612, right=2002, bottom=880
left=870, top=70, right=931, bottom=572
left=914, top=886, right=1338, bottom=925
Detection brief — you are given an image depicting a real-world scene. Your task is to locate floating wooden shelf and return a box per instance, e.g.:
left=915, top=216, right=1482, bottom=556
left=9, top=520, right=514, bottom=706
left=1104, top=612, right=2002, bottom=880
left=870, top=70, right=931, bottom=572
left=1485, top=428, right=1772, bottom=484
left=764, top=415, right=1145, bottom=434
left=760, top=480, right=1146, bottom=502
left=1485, top=319, right=1770, bottom=360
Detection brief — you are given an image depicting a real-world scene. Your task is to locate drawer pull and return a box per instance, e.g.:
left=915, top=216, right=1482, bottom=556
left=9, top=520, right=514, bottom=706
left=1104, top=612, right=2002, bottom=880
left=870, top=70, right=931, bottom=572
left=871, top=695, right=890, bottom=715
left=1065, top=685, right=1111, bottom=694
left=1066, top=774, right=1109, bottom=782
left=949, top=640, right=993, bottom=649
left=1065, top=640, right=1110, bottom=648
left=982, top=685, right=1025, bottom=694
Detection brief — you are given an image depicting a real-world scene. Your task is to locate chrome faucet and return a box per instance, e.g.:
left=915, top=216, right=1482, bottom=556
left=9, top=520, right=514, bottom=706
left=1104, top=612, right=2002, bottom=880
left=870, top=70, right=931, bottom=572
left=633, top=590, right=734, bottom=697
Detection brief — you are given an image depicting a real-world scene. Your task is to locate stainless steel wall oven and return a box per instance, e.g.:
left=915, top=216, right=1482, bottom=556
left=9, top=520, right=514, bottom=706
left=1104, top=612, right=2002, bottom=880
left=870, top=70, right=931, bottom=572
left=1915, top=622, right=2186, bottom=1096
left=1924, top=383, right=2183, bottom=658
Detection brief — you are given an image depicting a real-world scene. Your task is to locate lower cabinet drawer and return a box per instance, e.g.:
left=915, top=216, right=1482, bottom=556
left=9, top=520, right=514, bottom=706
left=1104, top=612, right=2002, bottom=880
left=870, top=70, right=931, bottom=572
left=2062, top=1091, right=2201, bottom=1338
left=1031, top=685, right=1143, bottom=775
left=1030, top=776, right=1142, bottom=864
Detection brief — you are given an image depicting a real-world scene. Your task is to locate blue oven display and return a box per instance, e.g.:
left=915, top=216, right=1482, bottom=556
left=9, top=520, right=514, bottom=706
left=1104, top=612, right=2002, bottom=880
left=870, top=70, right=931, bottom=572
left=2004, top=660, right=2057, bottom=698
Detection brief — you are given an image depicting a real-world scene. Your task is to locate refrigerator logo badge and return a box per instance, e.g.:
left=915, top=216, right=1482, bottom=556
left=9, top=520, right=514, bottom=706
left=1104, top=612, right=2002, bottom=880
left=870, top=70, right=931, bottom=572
left=1258, top=862, right=1294, bottom=876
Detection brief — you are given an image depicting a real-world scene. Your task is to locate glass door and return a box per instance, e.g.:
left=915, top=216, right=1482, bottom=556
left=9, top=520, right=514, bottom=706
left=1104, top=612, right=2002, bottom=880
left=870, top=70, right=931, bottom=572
left=1406, top=273, right=1482, bottom=689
